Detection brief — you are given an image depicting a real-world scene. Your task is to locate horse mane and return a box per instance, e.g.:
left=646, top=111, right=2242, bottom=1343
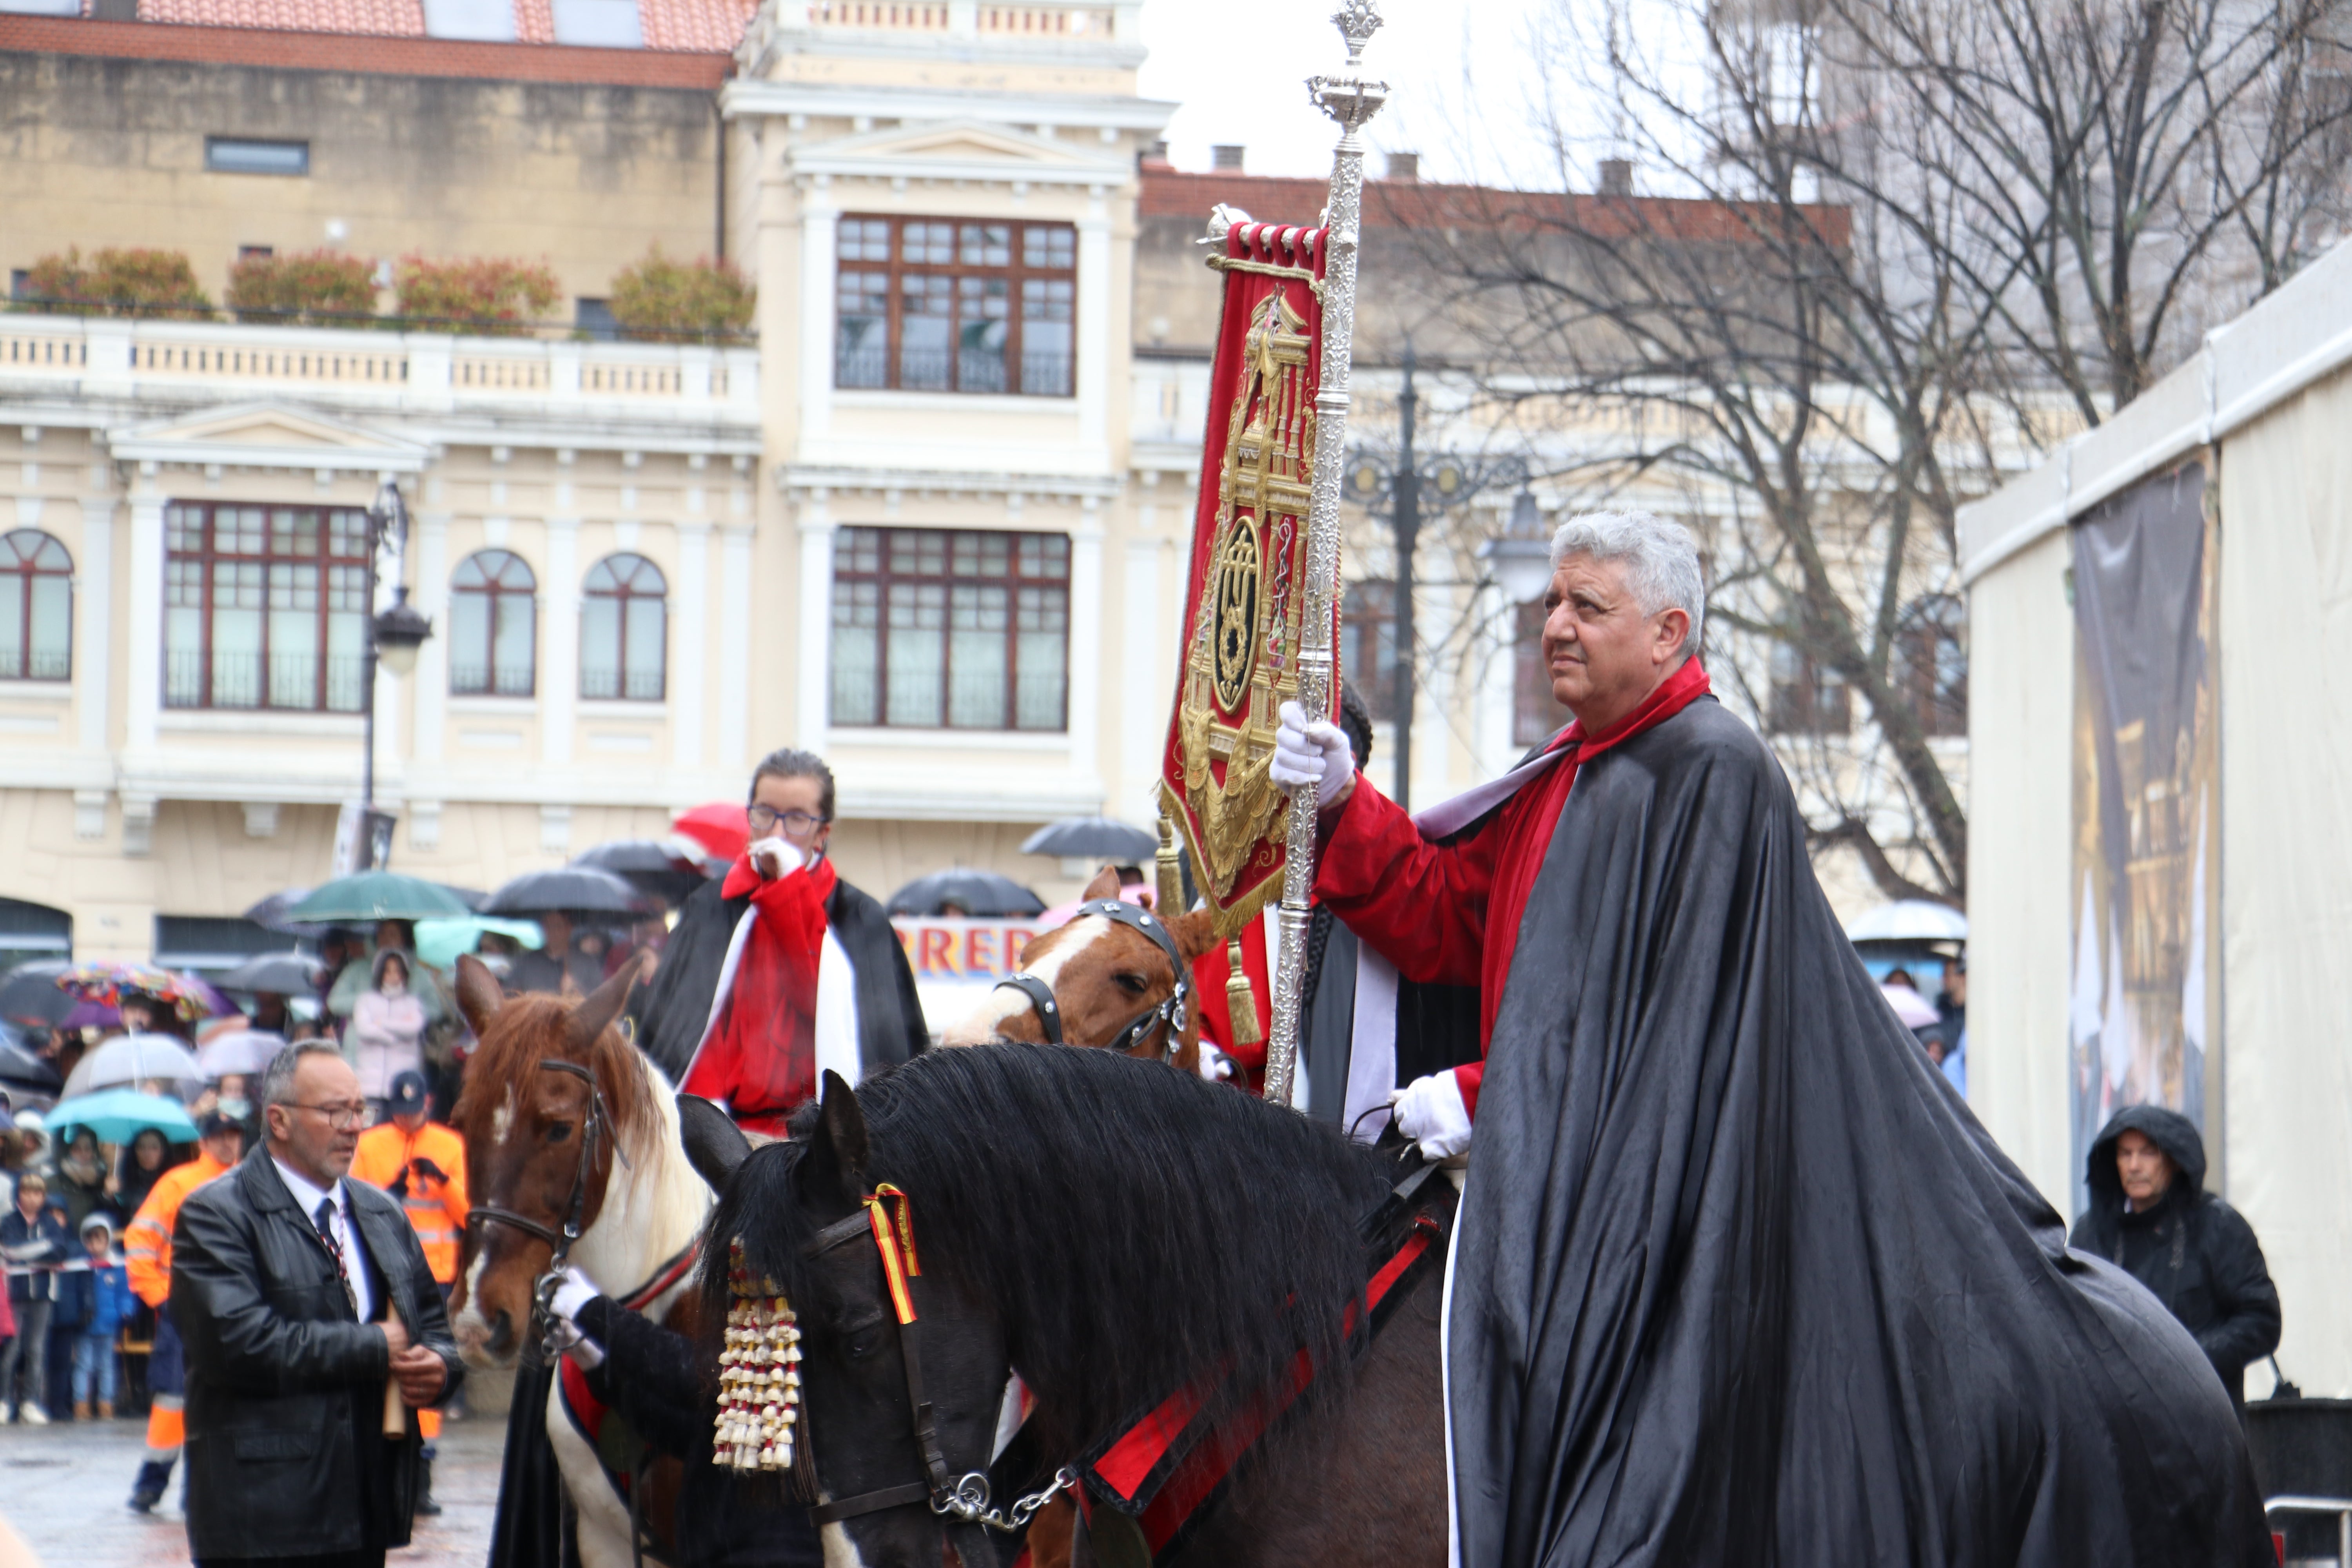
left=452, top=992, right=666, bottom=1159
left=707, top=1043, right=1393, bottom=1455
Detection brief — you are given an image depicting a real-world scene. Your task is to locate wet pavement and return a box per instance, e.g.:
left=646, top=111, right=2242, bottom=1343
left=0, top=1412, right=502, bottom=1568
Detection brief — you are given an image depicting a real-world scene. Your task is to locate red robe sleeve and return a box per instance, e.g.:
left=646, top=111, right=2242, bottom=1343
left=1312, top=779, right=1500, bottom=989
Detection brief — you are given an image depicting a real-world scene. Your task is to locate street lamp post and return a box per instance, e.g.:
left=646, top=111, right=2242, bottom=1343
left=1344, top=349, right=1519, bottom=811
left=361, top=477, right=433, bottom=871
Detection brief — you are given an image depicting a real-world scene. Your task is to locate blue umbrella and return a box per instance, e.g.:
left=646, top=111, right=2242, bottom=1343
left=45, top=1089, right=198, bottom=1145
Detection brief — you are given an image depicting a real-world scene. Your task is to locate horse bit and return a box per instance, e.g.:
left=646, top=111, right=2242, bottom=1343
left=993, top=898, right=1191, bottom=1058
left=799, top=1204, right=1076, bottom=1539
left=464, top=1058, right=624, bottom=1365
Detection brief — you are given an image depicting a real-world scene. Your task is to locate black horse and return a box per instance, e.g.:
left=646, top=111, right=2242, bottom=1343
left=701, top=1043, right=1452, bottom=1568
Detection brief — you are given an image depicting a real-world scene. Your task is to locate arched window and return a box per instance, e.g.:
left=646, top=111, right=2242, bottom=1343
left=582, top=553, right=666, bottom=701
left=0, top=530, right=72, bottom=682
left=448, top=549, right=537, bottom=696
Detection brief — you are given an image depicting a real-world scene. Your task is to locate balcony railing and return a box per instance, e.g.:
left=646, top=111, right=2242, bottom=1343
left=165, top=651, right=366, bottom=713
left=0, top=313, right=759, bottom=424
left=450, top=663, right=536, bottom=698
left=801, top=0, right=1120, bottom=35
left=835, top=344, right=1074, bottom=397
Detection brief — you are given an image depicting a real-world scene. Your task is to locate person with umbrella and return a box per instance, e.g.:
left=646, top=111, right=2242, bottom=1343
left=350, top=951, right=428, bottom=1122
left=123, top=1108, right=245, bottom=1513
left=633, top=748, right=926, bottom=1135
left=327, top=920, right=448, bottom=1033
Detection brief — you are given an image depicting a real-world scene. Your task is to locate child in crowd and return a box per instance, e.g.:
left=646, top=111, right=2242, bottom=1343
left=60, top=1215, right=134, bottom=1420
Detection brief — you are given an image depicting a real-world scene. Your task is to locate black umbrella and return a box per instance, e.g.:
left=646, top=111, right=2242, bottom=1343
left=0, top=1037, right=61, bottom=1094
left=215, top=952, right=326, bottom=996
left=1018, top=816, right=1159, bottom=865
left=884, top=868, right=1046, bottom=919
left=482, top=866, right=662, bottom=921
left=0, top=958, right=76, bottom=1027
left=571, top=838, right=713, bottom=907
left=244, top=888, right=334, bottom=938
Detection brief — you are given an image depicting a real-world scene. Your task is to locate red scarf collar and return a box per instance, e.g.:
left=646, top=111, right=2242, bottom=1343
left=1548, top=655, right=1713, bottom=762
left=720, top=851, right=838, bottom=903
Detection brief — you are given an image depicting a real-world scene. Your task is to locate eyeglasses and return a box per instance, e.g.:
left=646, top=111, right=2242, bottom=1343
left=747, top=806, right=828, bottom=835
left=289, top=1102, right=368, bottom=1130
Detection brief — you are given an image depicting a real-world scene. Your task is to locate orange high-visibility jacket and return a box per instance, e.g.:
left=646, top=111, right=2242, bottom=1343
left=125, top=1151, right=234, bottom=1308
left=351, top=1119, right=470, bottom=1285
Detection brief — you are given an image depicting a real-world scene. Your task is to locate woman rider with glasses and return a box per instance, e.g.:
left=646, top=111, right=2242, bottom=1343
left=628, top=748, right=929, bottom=1135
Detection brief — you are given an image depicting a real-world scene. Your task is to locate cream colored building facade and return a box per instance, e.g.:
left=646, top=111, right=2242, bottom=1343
left=0, top=1, right=1183, bottom=962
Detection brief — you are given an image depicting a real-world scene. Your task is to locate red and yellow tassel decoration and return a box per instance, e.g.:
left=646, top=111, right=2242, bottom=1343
left=715, top=1239, right=801, bottom=1473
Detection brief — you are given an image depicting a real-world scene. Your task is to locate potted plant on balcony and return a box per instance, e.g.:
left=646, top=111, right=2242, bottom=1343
left=392, top=255, right=560, bottom=337
left=18, top=248, right=213, bottom=319
left=226, top=250, right=380, bottom=326
left=608, top=247, right=755, bottom=344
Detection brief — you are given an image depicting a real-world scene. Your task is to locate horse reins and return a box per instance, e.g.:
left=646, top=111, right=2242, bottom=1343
left=801, top=1195, right=1074, bottom=1541
left=465, top=1058, right=621, bottom=1366
left=994, top=898, right=1192, bottom=1058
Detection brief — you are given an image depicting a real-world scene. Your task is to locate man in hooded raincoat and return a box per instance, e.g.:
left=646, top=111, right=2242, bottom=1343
left=1270, top=508, right=2273, bottom=1567
left=2071, top=1104, right=2281, bottom=1413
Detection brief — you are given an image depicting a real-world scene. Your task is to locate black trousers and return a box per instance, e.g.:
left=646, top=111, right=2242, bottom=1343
left=198, top=1555, right=384, bottom=1568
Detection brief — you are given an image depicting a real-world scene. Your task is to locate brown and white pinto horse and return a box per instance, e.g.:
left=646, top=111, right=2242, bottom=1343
left=447, top=952, right=713, bottom=1568
left=941, top=866, right=1220, bottom=1064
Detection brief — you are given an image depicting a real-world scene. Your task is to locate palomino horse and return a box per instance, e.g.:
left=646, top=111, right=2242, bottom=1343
left=941, top=865, right=1220, bottom=1065
left=447, top=952, right=714, bottom=1568
left=702, top=1046, right=1451, bottom=1568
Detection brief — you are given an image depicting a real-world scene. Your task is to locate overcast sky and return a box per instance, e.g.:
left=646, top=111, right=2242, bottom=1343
left=1135, top=0, right=1584, bottom=190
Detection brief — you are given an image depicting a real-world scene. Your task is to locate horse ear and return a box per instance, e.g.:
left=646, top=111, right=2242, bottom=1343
left=1167, top=909, right=1219, bottom=963
left=677, top=1094, right=754, bottom=1192
left=454, top=954, right=505, bottom=1039
left=805, top=1070, right=870, bottom=1209
left=565, top=947, right=652, bottom=1057
left=1082, top=864, right=1123, bottom=902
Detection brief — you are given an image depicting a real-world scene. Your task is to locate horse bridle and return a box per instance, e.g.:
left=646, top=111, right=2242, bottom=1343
left=801, top=1201, right=1074, bottom=1541
left=994, top=898, right=1191, bottom=1059
left=464, top=1058, right=621, bottom=1365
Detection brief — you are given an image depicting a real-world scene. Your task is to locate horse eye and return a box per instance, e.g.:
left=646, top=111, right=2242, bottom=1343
left=1114, top=973, right=1148, bottom=996
left=547, top=1121, right=573, bottom=1143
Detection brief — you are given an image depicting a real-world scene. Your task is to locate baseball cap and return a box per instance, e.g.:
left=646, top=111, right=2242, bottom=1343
left=387, top=1071, right=428, bottom=1114
left=196, top=1107, right=244, bottom=1138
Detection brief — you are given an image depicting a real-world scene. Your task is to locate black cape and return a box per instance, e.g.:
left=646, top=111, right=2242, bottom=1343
left=629, top=869, right=929, bottom=1086
left=1452, top=696, right=2269, bottom=1566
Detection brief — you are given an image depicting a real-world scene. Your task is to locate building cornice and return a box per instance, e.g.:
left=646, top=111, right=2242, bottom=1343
left=721, top=78, right=1175, bottom=132
left=778, top=463, right=1121, bottom=501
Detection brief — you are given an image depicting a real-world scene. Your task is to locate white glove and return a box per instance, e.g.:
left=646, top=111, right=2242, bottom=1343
left=1390, top=1070, right=1473, bottom=1160
left=548, top=1264, right=601, bottom=1323
left=546, top=1266, right=605, bottom=1367
left=1268, top=701, right=1355, bottom=800
left=750, top=836, right=806, bottom=881
left=1197, top=1045, right=1236, bottom=1082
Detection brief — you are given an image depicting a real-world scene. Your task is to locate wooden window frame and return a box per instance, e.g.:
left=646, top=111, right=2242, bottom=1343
left=163, top=500, right=370, bottom=713
left=830, top=525, right=1071, bottom=732
left=581, top=552, right=667, bottom=702
left=1341, top=579, right=1400, bottom=724
left=449, top=548, right=538, bottom=697
left=0, top=528, right=72, bottom=683
left=834, top=214, right=1078, bottom=397
left=1512, top=597, right=1572, bottom=746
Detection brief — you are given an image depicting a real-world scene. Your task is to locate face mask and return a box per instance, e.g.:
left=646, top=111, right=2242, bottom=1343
left=217, top=1098, right=251, bottom=1121
left=381, top=976, right=406, bottom=996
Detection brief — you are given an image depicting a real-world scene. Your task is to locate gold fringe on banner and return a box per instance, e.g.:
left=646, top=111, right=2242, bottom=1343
left=1223, top=936, right=1263, bottom=1049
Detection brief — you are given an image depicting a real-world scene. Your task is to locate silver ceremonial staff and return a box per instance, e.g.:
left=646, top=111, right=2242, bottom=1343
left=1263, top=0, right=1389, bottom=1109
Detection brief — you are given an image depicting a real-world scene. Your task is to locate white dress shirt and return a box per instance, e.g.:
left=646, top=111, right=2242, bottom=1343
left=271, top=1156, right=379, bottom=1324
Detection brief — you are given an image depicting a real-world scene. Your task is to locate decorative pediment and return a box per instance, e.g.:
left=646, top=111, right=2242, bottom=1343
left=788, top=116, right=1127, bottom=186
left=105, top=402, right=432, bottom=473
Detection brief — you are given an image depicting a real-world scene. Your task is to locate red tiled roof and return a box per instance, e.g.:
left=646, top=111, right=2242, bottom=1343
left=1138, top=168, right=1853, bottom=248
left=640, top=0, right=757, bottom=51
left=0, top=13, right=735, bottom=86
left=136, top=0, right=424, bottom=34
left=11, top=0, right=755, bottom=54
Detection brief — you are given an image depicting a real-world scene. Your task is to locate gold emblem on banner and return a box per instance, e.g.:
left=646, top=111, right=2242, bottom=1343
left=1174, top=289, right=1319, bottom=926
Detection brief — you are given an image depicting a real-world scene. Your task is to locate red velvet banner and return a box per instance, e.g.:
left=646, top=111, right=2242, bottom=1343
left=1158, top=221, right=1336, bottom=939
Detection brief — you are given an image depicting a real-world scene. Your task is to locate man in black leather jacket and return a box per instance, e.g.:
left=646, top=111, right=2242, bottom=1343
left=2070, top=1104, right=2282, bottom=1413
left=172, top=1042, right=464, bottom=1568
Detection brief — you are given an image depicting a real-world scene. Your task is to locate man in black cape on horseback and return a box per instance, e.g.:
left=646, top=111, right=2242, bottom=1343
left=1269, top=508, right=2271, bottom=1566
